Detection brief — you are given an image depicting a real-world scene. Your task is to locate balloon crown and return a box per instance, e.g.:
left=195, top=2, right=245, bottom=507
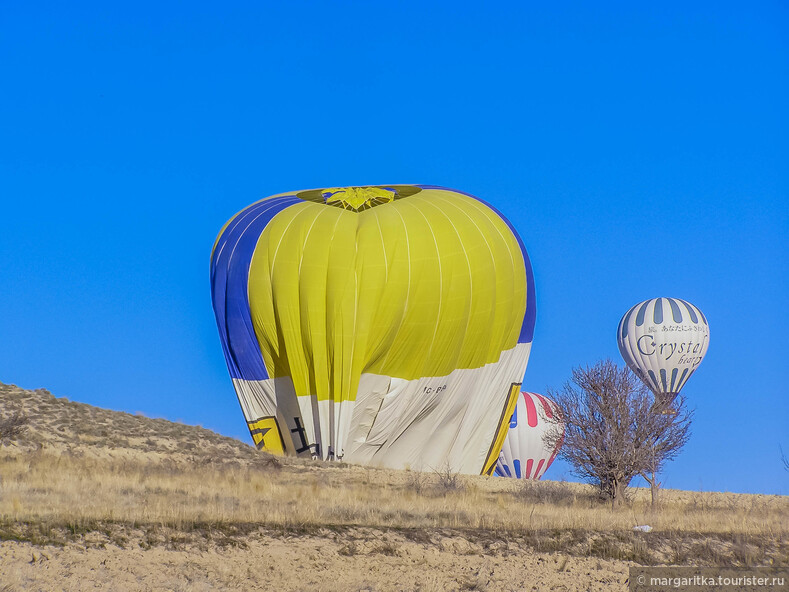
left=297, top=185, right=422, bottom=212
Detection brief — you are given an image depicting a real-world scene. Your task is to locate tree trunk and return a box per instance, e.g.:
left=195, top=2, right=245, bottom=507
left=641, top=471, right=661, bottom=509
left=650, top=473, right=660, bottom=508
left=611, top=479, right=624, bottom=510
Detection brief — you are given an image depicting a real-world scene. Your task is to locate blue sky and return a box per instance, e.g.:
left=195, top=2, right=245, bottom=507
left=1, top=1, right=787, bottom=494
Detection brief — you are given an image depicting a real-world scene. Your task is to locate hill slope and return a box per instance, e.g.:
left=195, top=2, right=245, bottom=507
left=1, top=382, right=787, bottom=591
left=0, top=382, right=274, bottom=466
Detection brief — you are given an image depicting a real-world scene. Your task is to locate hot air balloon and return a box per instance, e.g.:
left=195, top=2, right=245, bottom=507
left=495, top=392, right=563, bottom=480
left=617, top=298, right=709, bottom=409
left=211, top=185, right=536, bottom=475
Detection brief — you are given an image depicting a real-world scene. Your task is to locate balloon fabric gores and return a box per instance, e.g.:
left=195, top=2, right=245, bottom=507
left=495, top=392, right=564, bottom=480
left=211, top=185, right=536, bottom=475
left=617, top=297, right=709, bottom=407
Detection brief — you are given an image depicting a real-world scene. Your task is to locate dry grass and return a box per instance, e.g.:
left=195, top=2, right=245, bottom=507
left=0, top=381, right=787, bottom=567
left=3, top=451, right=785, bottom=536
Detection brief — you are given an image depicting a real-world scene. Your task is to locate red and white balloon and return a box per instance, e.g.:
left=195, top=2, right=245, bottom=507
left=495, top=392, right=564, bottom=479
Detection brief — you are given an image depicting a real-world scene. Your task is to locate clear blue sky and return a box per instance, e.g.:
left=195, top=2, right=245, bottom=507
left=1, top=1, right=786, bottom=494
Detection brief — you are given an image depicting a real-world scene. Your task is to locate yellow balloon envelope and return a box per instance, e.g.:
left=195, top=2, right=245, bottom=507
left=210, top=185, right=536, bottom=474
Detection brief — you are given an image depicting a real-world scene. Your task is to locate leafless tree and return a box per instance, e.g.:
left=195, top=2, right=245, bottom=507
left=781, top=446, right=789, bottom=473
left=544, top=359, right=692, bottom=509
left=637, top=393, right=693, bottom=507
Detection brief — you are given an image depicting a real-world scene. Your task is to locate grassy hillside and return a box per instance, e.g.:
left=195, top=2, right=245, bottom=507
left=0, top=382, right=276, bottom=466
left=1, top=381, right=787, bottom=569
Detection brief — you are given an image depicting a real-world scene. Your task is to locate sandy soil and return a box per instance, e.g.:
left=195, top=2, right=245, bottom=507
left=0, top=528, right=629, bottom=591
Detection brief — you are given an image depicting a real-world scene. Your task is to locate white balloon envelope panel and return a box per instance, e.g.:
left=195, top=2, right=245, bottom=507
left=617, top=298, right=709, bottom=403
left=210, top=185, right=537, bottom=475
left=495, top=392, right=563, bottom=480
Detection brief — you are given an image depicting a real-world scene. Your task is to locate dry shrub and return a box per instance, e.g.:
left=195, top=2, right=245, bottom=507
left=515, top=479, right=583, bottom=506
left=405, top=469, right=427, bottom=495
left=0, top=412, right=27, bottom=443
left=435, top=464, right=463, bottom=494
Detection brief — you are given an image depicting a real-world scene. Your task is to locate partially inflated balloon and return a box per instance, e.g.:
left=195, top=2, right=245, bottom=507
left=495, top=392, right=563, bottom=480
left=617, top=298, right=709, bottom=406
left=211, top=185, right=536, bottom=474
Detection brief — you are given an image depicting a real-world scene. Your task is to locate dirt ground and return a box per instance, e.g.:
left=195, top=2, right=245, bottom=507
left=0, top=527, right=629, bottom=592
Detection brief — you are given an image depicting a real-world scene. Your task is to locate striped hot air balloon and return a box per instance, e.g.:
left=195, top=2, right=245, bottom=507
left=495, top=392, right=563, bottom=480
left=617, top=297, right=709, bottom=408
left=210, top=185, right=536, bottom=475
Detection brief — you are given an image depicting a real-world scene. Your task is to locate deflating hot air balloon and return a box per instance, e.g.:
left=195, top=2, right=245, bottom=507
left=495, top=392, right=563, bottom=480
left=211, top=185, right=536, bottom=475
left=617, top=298, right=709, bottom=408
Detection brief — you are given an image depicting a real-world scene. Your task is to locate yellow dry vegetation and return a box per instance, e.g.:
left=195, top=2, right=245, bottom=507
left=0, top=448, right=785, bottom=538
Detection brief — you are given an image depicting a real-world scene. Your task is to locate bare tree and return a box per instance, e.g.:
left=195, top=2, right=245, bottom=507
left=638, top=393, right=693, bottom=507
left=545, top=359, right=692, bottom=509
left=781, top=446, right=789, bottom=473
